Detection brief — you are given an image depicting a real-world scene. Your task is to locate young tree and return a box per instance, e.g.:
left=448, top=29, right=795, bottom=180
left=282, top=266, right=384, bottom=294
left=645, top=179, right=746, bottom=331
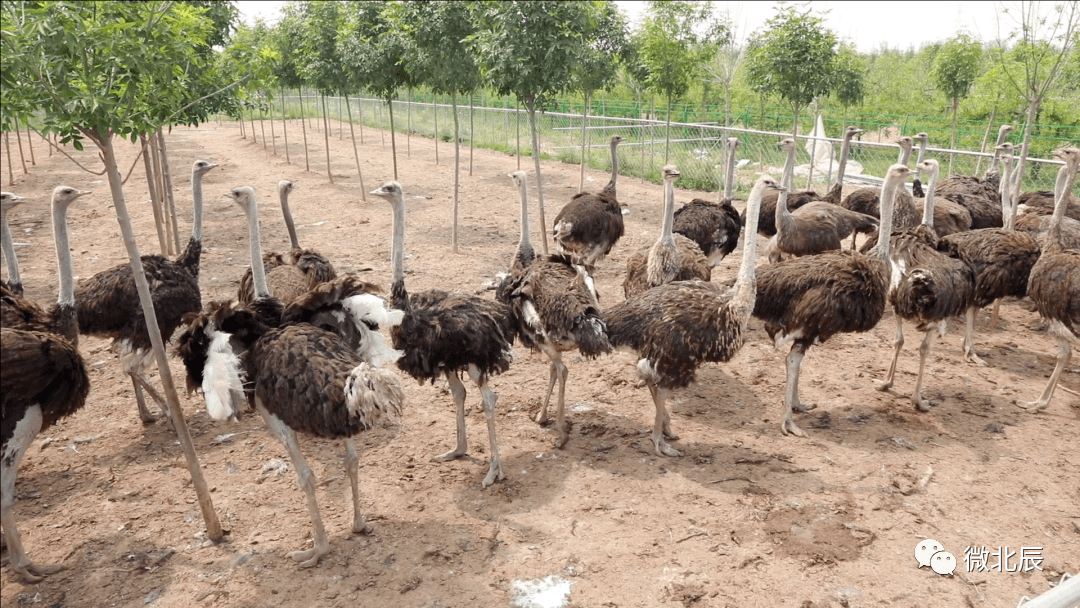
left=472, top=0, right=604, bottom=253
left=932, top=33, right=983, bottom=170
left=706, top=10, right=748, bottom=128
left=571, top=2, right=627, bottom=191
left=993, top=0, right=1080, bottom=193
left=745, top=3, right=838, bottom=137
left=295, top=0, right=344, bottom=183
left=2, top=0, right=225, bottom=540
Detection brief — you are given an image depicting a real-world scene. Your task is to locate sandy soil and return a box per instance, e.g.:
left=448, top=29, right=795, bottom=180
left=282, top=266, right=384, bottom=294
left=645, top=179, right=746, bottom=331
left=1, top=120, right=1078, bottom=608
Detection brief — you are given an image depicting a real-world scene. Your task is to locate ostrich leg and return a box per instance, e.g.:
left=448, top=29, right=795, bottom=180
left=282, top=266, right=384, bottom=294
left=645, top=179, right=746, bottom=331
left=988, top=298, right=1002, bottom=330
left=468, top=364, right=505, bottom=487
left=962, top=307, right=988, bottom=366
left=547, top=350, right=571, bottom=448
left=132, top=376, right=156, bottom=423
left=910, top=327, right=938, bottom=412
left=782, top=342, right=811, bottom=437
left=646, top=384, right=681, bottom=457
left=432, top=371, right=468, bottom=462
left=258, top=403, right=330, bottom=568
left=535, top=351, right=559, bottom=426
left=876, top=317, right=905, bottom=391
left=344, top=438, right=373, bottom=535
left=1017, top=339, right=1072, bottom=413
left=1, top=406, right=63, bottom=582
left=131, top=371, right=172, bottom=423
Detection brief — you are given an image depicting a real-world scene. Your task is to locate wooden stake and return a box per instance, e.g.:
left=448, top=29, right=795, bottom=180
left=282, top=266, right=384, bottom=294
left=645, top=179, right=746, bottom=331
left=299, top=87, right=310, bottom=172
left=321, top=94, right=334, bottom=184
left=157, top=131, right=181, bottom=255
left=25, top=120, right=36, bottom=166
left=344, top=94, right=366, bottom=201
left=141, top=135, right=169, bottom=255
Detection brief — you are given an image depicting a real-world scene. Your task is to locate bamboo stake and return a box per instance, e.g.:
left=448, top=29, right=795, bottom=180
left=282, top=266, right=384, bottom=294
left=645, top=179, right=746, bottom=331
left=147, top=130, right=173, bottom=255
left=157, top=131, right=181, bottom=255
left=4, top=133, right=13, bottom=184
left=298, top=87, right=310, bottom=172
left=260, top=110, right=267, bottom=150
left=141, top=135, right=169, bottom=255
left=321, top=94, right=334, bottom=184
left=344, top=94, right=367, bottom=202
left=280, top=87, right=289, bottom=164
left=15, top=124, right=27, bottom=174
left=249, top=108, right=258, bottom=145
left=24, top=120, right=36, bottom=166
left=434, top=94, right=440, bottom=164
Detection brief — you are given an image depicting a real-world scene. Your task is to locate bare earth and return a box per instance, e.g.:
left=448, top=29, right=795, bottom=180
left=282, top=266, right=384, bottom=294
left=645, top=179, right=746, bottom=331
left=1, top=121, right=1077, bottom=608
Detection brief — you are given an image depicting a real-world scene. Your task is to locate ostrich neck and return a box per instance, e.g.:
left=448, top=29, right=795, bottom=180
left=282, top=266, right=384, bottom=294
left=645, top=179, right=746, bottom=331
left=775, top=146, right=796, bottom=234
left=243, top=200, right=270, bottom=299
left=921, top=172, right=938, bottom=227
left=1, top=209, right=20, bottom=289
left=995, top=127, right=1010, bottom=147
left=871, top=173, right=903, bottom=261
left=836, top=134, right=853, bottom=186
left=280, top=189, right=300, bottom=250
left=915, top=140, right=928, bottom=166
left=515, top=180, right=533, bottom=263
left=659, top=178, right=676, bottom=246
left=391, top=199, right=406, bottom=283
left=1000, top=157, right=1015, bottom=229
left=51, top=199, right=74, bottom=307
left=608, top=140, right=619, bottom=195
left=731, top=183, right=764, bottom=314
left=898, top=145, right=912, bottom=166
left=724, top=141, right=737, bottom=200
left=191, top=169, right=205, bottom=244
left=1049, top=161, right=1077, bottom=236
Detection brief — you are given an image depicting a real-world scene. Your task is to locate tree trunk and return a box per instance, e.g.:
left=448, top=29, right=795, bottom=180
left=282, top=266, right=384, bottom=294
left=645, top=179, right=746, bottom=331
left=299, top=88, right=310, bottom=171
left=249, top=108, right=258, bottom=145
left=157, top=131, right=180, bottom=255
left=1012, top=97, right=1040, bottom=198
left=5, top=132, right=14, bottom=184
left=268, top=95, right=277, bottom=155
left=664, top=92, right=673, bottom=164
left=15, top=124, right=27, bottom=174
left=579, top=91, right=590, bottom=192
left=526, top=100, right=549, bottom=254
left=724, top=84, right=732, bottom=127
left=280, top=87, right=290, bottom=164
left=259, top=107, right=267, bottom=150
left=321, top=94, right=334, bottom=184
left=239, top=112, right=245, bottom=138
left=24, top=120, right=36, bottom=166
left=388, top=96, right=399, bottom=180
left=469, top=91, right=475, bottom=177
left=516, top=99, right=521, bottom=171
left=974, top=98, right=999, bottom=175
left=141, top=135, right=169, bottom=256
left=344, top=94, right=367, bottom=202
left=97, top=133, right=224, bottom=543
left=434, top=94, right=440, bottom=165
left=948, top=98, right=959, bottom=175
left=337, top=95, right=342, bottom=140
left=406, top=86, right=412, bottom=158
left=358, top=95, right=364, bottom=145
left=147, top=130, right=173, bottom=255
left=452, top=91, right=461, bottom=254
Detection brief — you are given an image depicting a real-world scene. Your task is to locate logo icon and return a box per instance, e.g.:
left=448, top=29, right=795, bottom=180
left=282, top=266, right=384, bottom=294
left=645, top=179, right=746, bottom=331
left=914, top=540, right=954, bottom=576
left=931, top=551, right=956, bottom=575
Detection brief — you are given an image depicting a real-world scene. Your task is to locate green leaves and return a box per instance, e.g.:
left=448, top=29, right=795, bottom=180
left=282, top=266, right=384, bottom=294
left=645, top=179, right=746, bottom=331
left=637, top=1, right=723, bottom=103
left=745, top=3, right=838, bottom=118
left=931, top=33, right=982, bottom=105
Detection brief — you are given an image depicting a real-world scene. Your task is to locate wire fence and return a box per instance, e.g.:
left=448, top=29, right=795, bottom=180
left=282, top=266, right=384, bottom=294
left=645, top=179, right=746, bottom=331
left=248, top=94, right=1070, bottom=197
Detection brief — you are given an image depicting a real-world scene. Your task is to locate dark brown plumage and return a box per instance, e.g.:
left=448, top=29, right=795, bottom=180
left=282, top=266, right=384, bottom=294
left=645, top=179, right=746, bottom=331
left=753, top=163, right=913, bottom=437
left=372, top=180, right=514, bottom=488
left=2, top=185, right=91, bottom=583
left=553, top=136, right=625, bottom=269
left=743, top=188, right=818, bottom=237
left=238, top=180, right=337, bottom=306
left=624, top=165, right=710, bottom=299
left=74, top=159, right=216, bottom=424
left=1017, top=147, right=1080, bottom=413
left=1014, top=212, right=1080, bottom=250
left=498, top=171, right=610, bottom=447
left=1017, top=189, right=1080, bottom=221
left=673, top=197, right=742, bottom=267
left=604, top=175, right=773, bottom=457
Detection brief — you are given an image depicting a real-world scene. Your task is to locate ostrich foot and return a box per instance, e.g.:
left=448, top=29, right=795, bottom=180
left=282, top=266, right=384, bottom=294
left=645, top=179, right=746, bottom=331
left=662, top=428, right=679, bottom=440
left=874, top=379, right=893, bottom=392
left=481, top=460, right=505, bottom=488
left=535, top=410, right=549, bottom=426
left=964, top=350, right=988, bottom=367
left=781, top=416, right=807, bottom=438
left=914, top=398, right=932, bottom=413
left=10, top=561, right=63, bottom=583
left=652, top=436, right=682, bottom=457
left=791, top=401, right=816, bottom=413
left=288, top=543, right=330, bottom=569
left=431, top=447, right=467, bottom=463
left=552, top=421, right=571, bottom=449
left=352, top=518, right=373, bottom=536
left=1015, top=399, right=1051, bottom=413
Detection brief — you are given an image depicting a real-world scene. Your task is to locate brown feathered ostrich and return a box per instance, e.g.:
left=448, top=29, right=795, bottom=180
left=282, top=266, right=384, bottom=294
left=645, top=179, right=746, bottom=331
left=1017, top=147, right=1080, bottom=413
left=2, top=186, right=92, bottom=582
left=498, top=171, right=611, bottom=448
left=753, top=164, right=913, bottom=437
left=939, top=148, right=1041, bottom=360
left=74, top=159, right=216, bottom=424
left=370, top=181, right=515, bottom=487
left=553, top=136, right=626, bottom=269
left=623, top=165, right=711, bottom=298
left=768, top=138, right=879, bottom=262
left=237, top=180, right=337, bottom=306
left=821, top=126, right=865, bottom=206
left=177, top=186, right=404, bottom=569
left=873, top=159, right=977, bottom=411
left=932, top=127, right=1010, bottom=229
left=672, top=197, right=742, bottom=267
left=1, top=193, right=26, bottom=296
left=604, top=175, right=773, bottom=456
left=1015, top=189, right=1080, bottom=221
left=840, top=137, right=920, bottom=231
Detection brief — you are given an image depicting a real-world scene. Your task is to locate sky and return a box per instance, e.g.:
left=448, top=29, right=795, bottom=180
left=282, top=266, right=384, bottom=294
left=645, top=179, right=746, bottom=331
left=235, top=1, right=1006, bottom=53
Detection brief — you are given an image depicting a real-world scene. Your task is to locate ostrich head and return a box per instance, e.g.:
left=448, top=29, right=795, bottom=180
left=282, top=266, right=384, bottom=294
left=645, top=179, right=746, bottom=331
left=897, top=136, right=913, bottom=152
left=225, top=185, right=257, bottom=211
left=917, top=159, right=939, bottom=181
left=52, top=185, right=92, bottom=208
left=995, top=142, right=1014, bottom=156
left=611, top=135, right=624, bottom=146
left=192, top=159, right=217, bottom=176
left=508, top=171, right=527, bottom=188
left=662, top=165, right=680, bottom=182
left=1, top=192, right=26, bottom=213
left=759, top=176, right=781, bottom=191
left=370, top=181, right=405, bottom=204
left=844, top=126, right=864, bottom=139
left=914, top=132, right=928, bottom=145
left=778, top=137, right=797, bottom=152
left=1052, top=146, right=1078, bottom=168
left=278, top=180, right=294, bottom=195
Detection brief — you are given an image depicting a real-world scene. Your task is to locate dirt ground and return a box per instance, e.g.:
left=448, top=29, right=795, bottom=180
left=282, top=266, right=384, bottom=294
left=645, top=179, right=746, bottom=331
left=1, top=120, right=1078, bottom=608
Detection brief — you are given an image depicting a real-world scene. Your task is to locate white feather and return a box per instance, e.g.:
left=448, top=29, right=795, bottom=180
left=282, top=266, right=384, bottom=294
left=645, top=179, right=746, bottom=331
left=637, top=358, right=661, bottom=384
left=889, top=258, right=906, bottom=293
left=342, top=294, right=405, bottom=367
left=344, top=362, right=405, bottom=428
left=522, top=300, right=545, bottom=335
left=202, top=327, right=245, bottom=421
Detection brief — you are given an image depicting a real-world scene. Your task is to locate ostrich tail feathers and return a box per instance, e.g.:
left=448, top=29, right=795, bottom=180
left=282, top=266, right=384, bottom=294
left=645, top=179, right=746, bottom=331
left=574, top=315, right=612, bottom=359
left=202, top=326, right=245, bottom=421
left=345, top=362, right=405, bottom=429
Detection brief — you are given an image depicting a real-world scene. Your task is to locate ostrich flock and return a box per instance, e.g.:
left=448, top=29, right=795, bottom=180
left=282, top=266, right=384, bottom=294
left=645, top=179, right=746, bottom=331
left=1, top=128, right=1078, bottom=579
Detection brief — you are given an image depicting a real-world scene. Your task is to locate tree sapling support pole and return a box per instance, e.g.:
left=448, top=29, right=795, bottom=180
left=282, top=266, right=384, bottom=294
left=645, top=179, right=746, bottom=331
left=344, top=94, right=366, bottom=201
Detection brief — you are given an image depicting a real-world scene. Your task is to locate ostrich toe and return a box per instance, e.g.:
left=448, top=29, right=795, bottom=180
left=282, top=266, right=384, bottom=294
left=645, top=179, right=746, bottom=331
left=288, top=543, right=330, bottom=569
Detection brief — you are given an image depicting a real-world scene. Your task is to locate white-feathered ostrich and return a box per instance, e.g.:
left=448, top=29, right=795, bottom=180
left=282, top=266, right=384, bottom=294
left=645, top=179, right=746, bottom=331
left=497, top=171, right=611, bottom=448
left=74, top=159, right=217, bottom=424
left=1, top=193, right=27, bottom=296
left=2, top=186, right=92, bottom=582
left=177, top=186, right=404, bottom=569
left=769, top=138, right=879, bottom=261
left=237, top=180, right=337, bottom=306
left=623, top=165, right=711, bottom=298
left=604, top=175, right=773, bottom=456
left=939, top=148, right=1041, bottom=362
left=1017, top=147, right=1080, bottom=412
left=370, top=181, right=515, bottom=487
left=873, top=159, right=977, bottom=410
left=753, top=164, right=913, bottom=437
left=553, top=136, right=626, bottom=269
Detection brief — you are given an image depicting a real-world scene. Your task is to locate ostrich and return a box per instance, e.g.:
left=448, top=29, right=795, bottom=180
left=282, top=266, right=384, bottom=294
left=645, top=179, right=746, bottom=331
left=1014, top=212, right=1080, bottom=250
left=1, top=193, right=26, bottom=296
left=1017, top=147, right=1080, bottom=413
left=237, top=180, right=337, bottom=306
left=370, top=181, right=515, bottom=488
left=1015, top=189, right=1080, bottom=221
left=2, top=186, right=92, bottom=582
left=552, top=136, right=626, bottom=269
left=910, top=132, right=929, bottom=197
left=933, top=126, right=1011, bottom=227
left=939, top=147, right=1041, bottom=356
left=769, top=138, right=879, bottom=261
left=821, top=126, right=865, bottom=206
left=719, top=136, right=739, bottom=202
left=74, top=159, right=217, bottom=424
left=840, top=136, right=919, bottom=227
left=623, top=165, right=711, bottom=298
left=672, top=197, right=742, bottom=267
left=873, top=159, right=977, bottom=411
left=498, top=171, right=610, bottom=448
left=753, top=163, right=913, bottom=437
left=603, top=175, right=773, bottom=456
left=178, top=186, right=405, bottom=569
left=743, top=133, right=831, bottom=237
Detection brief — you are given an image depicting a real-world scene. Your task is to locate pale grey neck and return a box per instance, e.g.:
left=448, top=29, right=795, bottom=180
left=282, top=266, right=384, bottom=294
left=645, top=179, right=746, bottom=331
left=836, top=134, right=853, bottom=186
left=921, top=171, right=937, bottom=227
left=898, top=145, right=912, bottom=166
left=280, top=188, right=300, bottom=249
left=872, top=175, right=902, bottom=261
left=517, top=180, right=531, bottom=252
left=915, top=140, right=928, bottom=165
left=609, top=140, right=619, bottom=189
left=724, top=140, right=738, bottom=199
left=391, top=199, right=406, bottom=283
left=737, top=183, right=764, bottom=282
left=1, top=209, right=20, bottom=289
left=1000, top=156, right=1015, bottom=229
left=659, top=178, right=676, bottom=246
left=995, top=127, right=1010, bottom=147
left=191, top=169, right=205, bottom=243
left=52, top=200, right=74, bottom=306
left=781, top=146, right=795, bottom=191
left=244, top=199, right=270, bottom=298
left=1050, top=161, right=1077, bottom=229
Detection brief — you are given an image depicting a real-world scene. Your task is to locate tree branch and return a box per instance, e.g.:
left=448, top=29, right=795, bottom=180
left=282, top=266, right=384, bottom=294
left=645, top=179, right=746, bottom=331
left=163, top=74, right=251, bottom=125
left=32, top=127, right=107, bottom=176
